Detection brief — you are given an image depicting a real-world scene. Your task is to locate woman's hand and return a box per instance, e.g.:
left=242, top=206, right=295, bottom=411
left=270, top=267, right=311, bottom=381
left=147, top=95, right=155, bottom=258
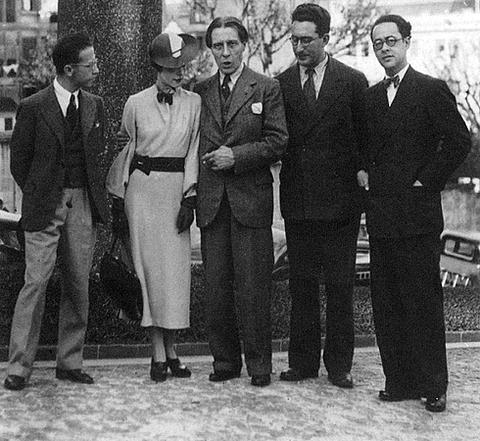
left=176, top=196, right=196, bottom=234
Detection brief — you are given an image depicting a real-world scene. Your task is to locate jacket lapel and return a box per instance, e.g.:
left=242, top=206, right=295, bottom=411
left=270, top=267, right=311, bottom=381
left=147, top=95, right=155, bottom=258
left=281, top=64, right=310, bottom=132
left=202, top=74, right=223, bottom=130
left=224, top=66, right=256, bottom=126
left=79, top=90, right=96, bottom=142
left=40, top=85, right=65, bottom=148
left=312, top=57, right=347, bottom=123
left=383, top=67, right=417, bottom=136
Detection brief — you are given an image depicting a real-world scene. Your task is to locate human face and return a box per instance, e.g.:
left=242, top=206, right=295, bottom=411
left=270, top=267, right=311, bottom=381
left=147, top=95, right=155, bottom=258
left=156, top=66, right=184, bottom=92
left=210, top=26, right=245, bottom=75
left=372, top=22, right=410, bottom=76
left=291, top=21, right=328, bottom=68
left=69, top=46, right=99, bottom=89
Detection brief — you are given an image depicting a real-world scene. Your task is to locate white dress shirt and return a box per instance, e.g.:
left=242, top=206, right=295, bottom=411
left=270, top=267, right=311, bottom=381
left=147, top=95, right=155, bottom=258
left=53, top=77, right=79, bottom=117
left=299, top=54, right=329, bottom=99
left=386, top=64, right=409, bottom=106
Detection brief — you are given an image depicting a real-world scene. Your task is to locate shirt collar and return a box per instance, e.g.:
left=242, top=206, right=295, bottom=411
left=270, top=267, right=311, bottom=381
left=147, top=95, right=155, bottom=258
left=219, top=63, right=244, bottom=86
left=54, top=77, right=80, bottom=103
left=385, top=64, right=410, bottom=84
left=299, top=53, right=329, bottom=77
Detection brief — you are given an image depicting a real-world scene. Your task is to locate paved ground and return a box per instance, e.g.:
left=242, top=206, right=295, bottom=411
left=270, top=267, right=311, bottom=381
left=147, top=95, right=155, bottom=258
left=1, top=344, right=480, bottom=441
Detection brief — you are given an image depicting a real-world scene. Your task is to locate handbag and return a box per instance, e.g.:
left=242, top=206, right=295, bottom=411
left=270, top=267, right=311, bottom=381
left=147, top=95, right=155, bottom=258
left=99, top=233, right=143, bottom=323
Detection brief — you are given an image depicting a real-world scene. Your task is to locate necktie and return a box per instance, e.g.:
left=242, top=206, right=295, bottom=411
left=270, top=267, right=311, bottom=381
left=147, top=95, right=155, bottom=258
left=157, top=91, right=173, bottom=105
left=66, top=94, right=78, bottom=131
left=303, top=68, right=317, bottom=109
left=383, top=75, right=400, bottom=89
left=221, top=74, right=231, bottom=102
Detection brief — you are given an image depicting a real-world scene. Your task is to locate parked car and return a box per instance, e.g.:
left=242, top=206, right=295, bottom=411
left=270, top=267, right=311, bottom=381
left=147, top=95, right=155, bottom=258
left=440, top=230, right=480, bottom=288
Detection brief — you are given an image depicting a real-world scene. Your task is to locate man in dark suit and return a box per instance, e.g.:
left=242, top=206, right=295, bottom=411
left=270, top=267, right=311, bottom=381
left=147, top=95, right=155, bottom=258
left=4, top=33, right=109, bottom=391
left=194, top=17, right=288, bottom=387
left=360, top=14, right=471, bottom=412
left=277, top=3, right=367, bottom=388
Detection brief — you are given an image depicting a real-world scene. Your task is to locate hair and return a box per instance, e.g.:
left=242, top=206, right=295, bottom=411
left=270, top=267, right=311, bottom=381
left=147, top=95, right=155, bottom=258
left=52, top=32, right=92, bottom=74
left=205, top=16, right=249, bottom=48
left=291, top=3, right=331, bottom=36
left=370, top=14, right=412, bottom=40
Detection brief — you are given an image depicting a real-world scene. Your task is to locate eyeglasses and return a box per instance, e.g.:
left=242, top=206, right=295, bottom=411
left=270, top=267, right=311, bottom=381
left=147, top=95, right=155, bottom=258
left=289, top=36, right=319, bottom=47
left=71, top=59, right=98, bottom=69
left=372, top=36, right=404, bottom=51
left=211, top=40, right=240, bottom=52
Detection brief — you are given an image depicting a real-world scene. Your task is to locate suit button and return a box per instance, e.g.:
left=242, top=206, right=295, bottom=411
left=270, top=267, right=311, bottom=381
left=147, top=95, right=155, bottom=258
left=371, top=161, right=376, bottom=166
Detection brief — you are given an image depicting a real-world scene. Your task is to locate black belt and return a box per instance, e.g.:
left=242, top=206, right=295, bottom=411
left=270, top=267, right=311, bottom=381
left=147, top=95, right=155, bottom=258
left=129, top=155, right=185, bottom=175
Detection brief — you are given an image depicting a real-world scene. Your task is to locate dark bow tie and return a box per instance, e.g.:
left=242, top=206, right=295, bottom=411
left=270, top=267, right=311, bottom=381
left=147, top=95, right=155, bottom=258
left=383, top=75, right=400, bottom=89
left=157, top=91, right=173, bottom=105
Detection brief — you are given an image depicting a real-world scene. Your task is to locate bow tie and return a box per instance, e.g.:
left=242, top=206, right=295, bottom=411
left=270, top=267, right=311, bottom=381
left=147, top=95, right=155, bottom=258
left=157, top=91, right=173, bottom=105
left=383, top=75, right=400, bottom=89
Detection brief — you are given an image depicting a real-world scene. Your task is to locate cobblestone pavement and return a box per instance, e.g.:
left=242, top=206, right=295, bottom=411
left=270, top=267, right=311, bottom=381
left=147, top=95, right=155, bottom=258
left=1, top=345, right=480, bottom=441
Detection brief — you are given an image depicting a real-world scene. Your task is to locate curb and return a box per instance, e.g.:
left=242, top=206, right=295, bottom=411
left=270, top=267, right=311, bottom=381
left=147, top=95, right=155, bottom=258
left=1, top=331, right=479, bottom=362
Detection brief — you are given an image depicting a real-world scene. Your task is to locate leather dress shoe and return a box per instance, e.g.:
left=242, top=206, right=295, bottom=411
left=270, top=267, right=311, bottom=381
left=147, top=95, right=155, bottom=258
left=328, top=372, right=353, bottom=389
left=378, top=389, right=421, bottom=402
left=251, top=374, right=271, bottom=387
left=150, top=359, right=168, bottom=382
left=56, top=368, right=94, bottom=384
left=209, top=371, right=240, bottom=382
left=279, top=368, right=318, bottom=382
left=167, top=358, right=191, bottom=378
left=425, top=393, right=447, bottom=412
left=4, top=375, right=26, bottom=391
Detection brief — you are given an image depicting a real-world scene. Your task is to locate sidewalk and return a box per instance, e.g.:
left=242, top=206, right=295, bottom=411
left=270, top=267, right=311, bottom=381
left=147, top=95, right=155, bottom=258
left=1, top=344, right=480, bottom=441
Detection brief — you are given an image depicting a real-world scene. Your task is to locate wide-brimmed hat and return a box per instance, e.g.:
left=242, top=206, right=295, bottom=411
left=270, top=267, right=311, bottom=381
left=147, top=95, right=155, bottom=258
left=149, top=32, right=199, bottom=68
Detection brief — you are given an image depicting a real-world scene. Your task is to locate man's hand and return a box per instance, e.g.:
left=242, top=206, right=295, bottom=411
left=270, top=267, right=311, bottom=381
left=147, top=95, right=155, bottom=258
left=201, top=146, right=235, bottom=171
left=357, top=170, right=369, bottom=191
left=116, top=131, right=129, bottom=150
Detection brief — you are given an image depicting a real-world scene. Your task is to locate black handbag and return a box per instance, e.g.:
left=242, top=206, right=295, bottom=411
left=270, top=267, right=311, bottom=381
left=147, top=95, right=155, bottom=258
left=99, top=233, right=143, bottom=323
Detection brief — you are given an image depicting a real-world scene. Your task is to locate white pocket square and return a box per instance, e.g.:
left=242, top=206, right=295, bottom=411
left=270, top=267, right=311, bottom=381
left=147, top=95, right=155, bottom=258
left=94, top=121, right=101, bottom=128
left=251, top=102, right=263, bottom=114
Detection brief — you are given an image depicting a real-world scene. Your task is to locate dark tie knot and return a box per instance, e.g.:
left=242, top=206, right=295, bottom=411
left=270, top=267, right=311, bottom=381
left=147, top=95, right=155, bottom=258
left=383, top=75, right=400, bottom=89
left=157, top=91, right=173, bottom=105
left=305, top=68, right=315, bottom=78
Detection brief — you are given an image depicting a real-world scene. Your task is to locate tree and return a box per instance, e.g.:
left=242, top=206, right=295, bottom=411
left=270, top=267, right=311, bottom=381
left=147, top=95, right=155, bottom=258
left=17, top=33, right=56, bottom=96
left=329, top=0, right=378, bottom=57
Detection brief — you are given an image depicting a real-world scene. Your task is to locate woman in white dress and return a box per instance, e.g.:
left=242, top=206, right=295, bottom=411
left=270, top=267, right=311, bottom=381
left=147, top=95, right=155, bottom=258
left=107, top=33, right=200, bottom=382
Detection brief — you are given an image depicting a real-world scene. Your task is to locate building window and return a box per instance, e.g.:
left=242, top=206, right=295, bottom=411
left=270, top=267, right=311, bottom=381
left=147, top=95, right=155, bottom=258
left=6, top=0, right=15, bottom=22
left=22, top=0, right=31, bottom=11
left=4, top=118, right=13, bottom=131
left=22, top=37, right=37, bottom=59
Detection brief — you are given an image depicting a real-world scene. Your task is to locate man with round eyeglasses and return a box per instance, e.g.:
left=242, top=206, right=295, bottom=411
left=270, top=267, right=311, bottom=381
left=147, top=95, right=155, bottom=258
left=358, top=14, right=471, bottom=412
left=4, top=33, right=108, bottom=391
left=276, top=3, right=368, bottom=390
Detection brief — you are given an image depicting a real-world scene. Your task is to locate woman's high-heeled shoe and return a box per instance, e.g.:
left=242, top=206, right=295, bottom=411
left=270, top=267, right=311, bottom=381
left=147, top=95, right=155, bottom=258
left=150, top=358, right=168, bottom=382
left=167, top=358, right=191, bottom=378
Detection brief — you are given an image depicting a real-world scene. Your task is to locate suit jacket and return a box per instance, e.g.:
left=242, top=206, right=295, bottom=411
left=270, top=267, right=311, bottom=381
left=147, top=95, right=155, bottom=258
left=194, top=66, right=288, bottom=228
left=10, top=84, right=109, bottom=232
left=277, top=57, right=368, bottom=222
left=365, top=66, right=471, bottom=238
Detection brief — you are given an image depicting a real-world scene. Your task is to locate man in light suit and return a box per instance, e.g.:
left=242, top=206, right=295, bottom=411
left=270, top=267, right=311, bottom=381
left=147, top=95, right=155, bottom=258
left=359, top=14, right=470, bottom=412
left=194, top=17, right=288, bottom=387
left=277, top=3, right=368, bottom=388
left=4, top=33, right=109, bottom=391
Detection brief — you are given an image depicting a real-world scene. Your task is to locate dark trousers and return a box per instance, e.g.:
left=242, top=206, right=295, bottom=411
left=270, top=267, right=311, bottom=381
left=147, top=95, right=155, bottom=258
left=285, top=214, right=360, bottom=376
left=201, top=197, right=273, bottom=376
left=369, top=234, right=448, bottom=397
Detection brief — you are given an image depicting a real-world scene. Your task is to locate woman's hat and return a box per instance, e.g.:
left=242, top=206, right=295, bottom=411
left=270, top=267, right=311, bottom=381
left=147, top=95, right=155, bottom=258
left=149, top=32, right=199, bottom=68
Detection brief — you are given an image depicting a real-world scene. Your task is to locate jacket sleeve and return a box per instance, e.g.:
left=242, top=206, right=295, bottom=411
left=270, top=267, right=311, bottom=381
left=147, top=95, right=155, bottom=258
left=183, top=94, right=201, bottom=198
left=352, top=72, right=369, bottom=173
left=231, top=79, right=288, bottom=174
left=416, top=79, right=471, bottom=190
left=10, top=101, right=36, bottom=190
